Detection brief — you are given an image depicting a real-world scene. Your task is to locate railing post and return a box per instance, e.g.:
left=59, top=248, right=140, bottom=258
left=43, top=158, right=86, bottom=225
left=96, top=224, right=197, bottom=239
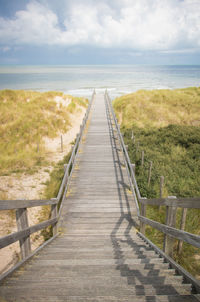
left=160, top=176, right=164, bottom=198
left=141, top=150, right=144, bottom=167
left=163, top=196, right=177, bottom=257
left=140, top=203, right=146, bottom=235
left=16, top=208, right=31, bottom=259
left=51, top=199, right=58, bottom=236
left=177, top=208, right=188, bottom=254
left=147, top=161, right=153, bottom=186
left=159, top=176, right=165, bottom=211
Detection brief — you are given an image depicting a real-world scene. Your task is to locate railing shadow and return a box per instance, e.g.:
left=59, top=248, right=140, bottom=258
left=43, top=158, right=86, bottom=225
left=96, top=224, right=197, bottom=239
left=105, top=97, right=180, bottom=299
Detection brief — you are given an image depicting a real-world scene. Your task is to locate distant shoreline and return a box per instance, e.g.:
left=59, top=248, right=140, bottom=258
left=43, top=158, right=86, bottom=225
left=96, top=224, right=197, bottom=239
left=0, top=65, right=199, bottom=98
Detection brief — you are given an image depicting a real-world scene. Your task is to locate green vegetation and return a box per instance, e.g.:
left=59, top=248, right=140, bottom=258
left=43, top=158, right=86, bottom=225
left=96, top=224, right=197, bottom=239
left=40, top=151, right=72, bottom=240
left=113, top=87, right=200, bottom=278
left=44, top=152, right=71, bottom=199
left=0, top=89, right=88, bottom=175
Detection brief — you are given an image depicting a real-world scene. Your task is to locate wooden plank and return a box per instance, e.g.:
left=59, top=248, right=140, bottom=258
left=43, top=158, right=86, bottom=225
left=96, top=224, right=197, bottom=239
left=139, top=197, right=200, bottom=209
left=140, top=203, right=146, bottom=235
left=177, top=208, right=188, bottom=254
left=163, top=205, right=177, bottom=257
left=16, top=208, right=31, bottom=259
left=0, top=218, right=57, bottom=249
left=138, top=215, right=200, bottom=249
left=0, top=199, right=58, bottom=211
left=51, top=202, right=58, bottom=236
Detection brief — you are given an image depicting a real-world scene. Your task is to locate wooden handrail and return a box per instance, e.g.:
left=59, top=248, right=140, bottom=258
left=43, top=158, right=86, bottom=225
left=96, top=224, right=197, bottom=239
left=0, top=199, right=58, bottom=210
left=0, top=217, right=57, bottom=249
left=139, top=197, right=200, bottom=208
left=138, top=215, right=200, bottom=249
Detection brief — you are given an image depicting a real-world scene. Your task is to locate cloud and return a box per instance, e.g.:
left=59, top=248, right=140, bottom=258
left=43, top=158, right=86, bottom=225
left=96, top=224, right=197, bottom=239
left=0, top=0, right=200, bottom=52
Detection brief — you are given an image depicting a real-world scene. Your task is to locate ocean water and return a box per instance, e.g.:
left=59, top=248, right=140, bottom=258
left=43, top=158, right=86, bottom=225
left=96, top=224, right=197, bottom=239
left=0, top=65, right=199, bottom=98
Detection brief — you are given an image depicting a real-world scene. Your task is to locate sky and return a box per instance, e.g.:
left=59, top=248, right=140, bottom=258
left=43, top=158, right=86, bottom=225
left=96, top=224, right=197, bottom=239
left=0, top=0, right=200, bottom=65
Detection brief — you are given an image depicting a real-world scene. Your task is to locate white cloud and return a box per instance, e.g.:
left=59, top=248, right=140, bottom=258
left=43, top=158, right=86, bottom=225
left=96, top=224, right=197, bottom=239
left=0, top=0, right=200, bottom=52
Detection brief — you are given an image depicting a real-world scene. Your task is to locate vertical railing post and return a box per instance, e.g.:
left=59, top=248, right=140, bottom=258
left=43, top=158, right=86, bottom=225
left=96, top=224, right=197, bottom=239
left=163, top=196, right=177, bottom=257
left=147, top=161, right=153, bottom=186
left=51, top=199, right=58, bottom=236
left=159, top=176, right=165, bottom=211
left=177, top=208, right=188, bottom=254
left=16, top=208, right=31, bottom=259
left=141, top=150, right=144, bottom=167
left=140, top=203, right=146, bottom=235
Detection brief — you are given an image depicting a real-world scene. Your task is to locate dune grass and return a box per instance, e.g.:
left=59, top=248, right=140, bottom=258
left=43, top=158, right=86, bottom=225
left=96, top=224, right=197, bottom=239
left=0, top=89, right=88, bottom=176
left=113, top=87, right=200, bottom=128
left=113, top=87, right=200, bottom=278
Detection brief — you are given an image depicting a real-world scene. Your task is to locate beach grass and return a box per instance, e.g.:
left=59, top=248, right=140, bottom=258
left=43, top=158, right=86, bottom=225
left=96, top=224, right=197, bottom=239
left=0, top=89, right=88, bottom=176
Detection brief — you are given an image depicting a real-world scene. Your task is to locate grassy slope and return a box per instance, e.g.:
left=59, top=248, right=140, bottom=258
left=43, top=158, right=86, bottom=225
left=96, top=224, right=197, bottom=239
left=113, top=87, right=200, bottom=277
left=0, top=90, right=88, bottom=176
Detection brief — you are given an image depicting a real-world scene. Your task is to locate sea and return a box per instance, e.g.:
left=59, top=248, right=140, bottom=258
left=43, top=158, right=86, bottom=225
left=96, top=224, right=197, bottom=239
left=0, top=65, right=199, bottom=99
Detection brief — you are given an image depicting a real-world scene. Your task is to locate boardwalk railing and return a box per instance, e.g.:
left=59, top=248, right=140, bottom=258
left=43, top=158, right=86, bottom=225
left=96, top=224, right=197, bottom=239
left=105, top=91, right=200, bottom=293
left=0, top=91, right=94, bottom=280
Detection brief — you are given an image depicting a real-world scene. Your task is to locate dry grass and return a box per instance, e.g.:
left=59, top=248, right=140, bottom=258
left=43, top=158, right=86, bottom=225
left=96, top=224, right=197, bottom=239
left=113, top=87, right=200, bottom=129
left=0, top=89, right=88, bottom=175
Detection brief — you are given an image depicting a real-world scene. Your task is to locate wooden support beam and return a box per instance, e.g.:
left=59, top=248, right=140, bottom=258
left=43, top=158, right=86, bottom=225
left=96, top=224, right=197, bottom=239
left=160, top=176, right=164, bottom=198
left=147, top=161, right=152, bottom=186
left=140, top=203, right=146, bottom=235
left=16, top=208, right=31, bottom=260
left=51, top=199, right=58, bottom=236
left=177, top=208, right=188, bottom=254
left=159, top=176, right=164, bottom=211
left=141, top=150, right=144, bottom=167
left=163, top=197, right=177, bottom=257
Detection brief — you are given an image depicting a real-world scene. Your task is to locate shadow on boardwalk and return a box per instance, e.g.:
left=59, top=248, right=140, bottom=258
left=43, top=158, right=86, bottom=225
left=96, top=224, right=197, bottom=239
left=105, top=99, right=181, bottom=299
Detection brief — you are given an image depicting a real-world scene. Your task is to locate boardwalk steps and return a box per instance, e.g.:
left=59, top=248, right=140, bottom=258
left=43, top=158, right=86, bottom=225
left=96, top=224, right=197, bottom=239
left=0, top=94, right=200, bottom=301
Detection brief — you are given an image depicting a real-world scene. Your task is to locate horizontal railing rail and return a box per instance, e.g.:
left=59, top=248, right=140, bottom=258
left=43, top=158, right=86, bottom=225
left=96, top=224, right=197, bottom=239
left=105, top=90, right=200, bottom=293
left=0, top=199, right=57, bottom=210
left=139, top=197, right=200, bottom=208
left=0, top=91, right=94, bottom=279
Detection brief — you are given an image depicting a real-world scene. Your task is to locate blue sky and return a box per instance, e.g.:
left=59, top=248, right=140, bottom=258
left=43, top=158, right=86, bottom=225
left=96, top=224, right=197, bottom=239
left=0, top=0, right=200, bottom=65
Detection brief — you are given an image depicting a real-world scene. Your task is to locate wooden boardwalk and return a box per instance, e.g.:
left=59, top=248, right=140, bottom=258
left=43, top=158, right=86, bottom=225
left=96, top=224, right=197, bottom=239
left=0, top=94, right=199, bottom=301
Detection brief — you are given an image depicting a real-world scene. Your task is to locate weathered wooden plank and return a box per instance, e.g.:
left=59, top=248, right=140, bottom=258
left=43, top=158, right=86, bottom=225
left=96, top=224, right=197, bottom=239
left=0, top=218, right=57, bottom=249
left=139, top=197, right=200, bottom=208
left=0, top=199, right=58, bottom=210
left=16, top=208, right=31, bottom=259
left=163, top=205, right=177, bottom=257
left=139, top=215, right=200, bottom=249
